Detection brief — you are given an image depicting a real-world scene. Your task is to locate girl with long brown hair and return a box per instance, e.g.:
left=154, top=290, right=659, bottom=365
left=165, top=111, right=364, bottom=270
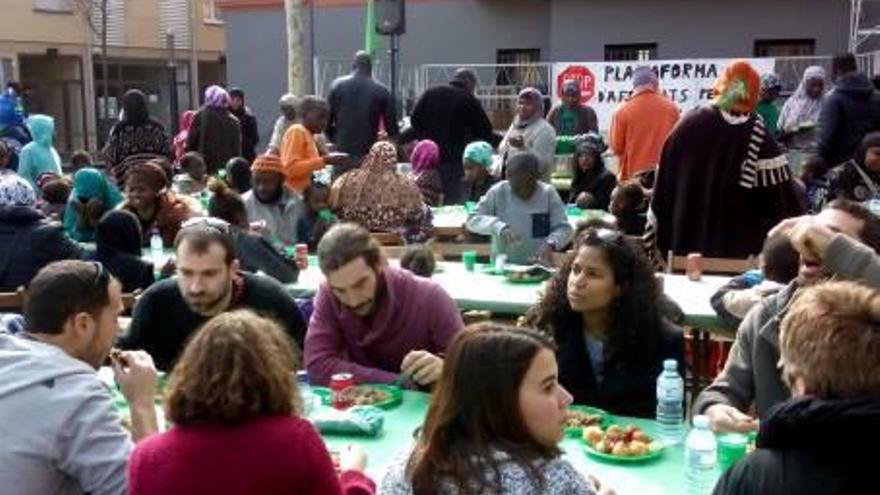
left=379, top=323, right=607, bottom=495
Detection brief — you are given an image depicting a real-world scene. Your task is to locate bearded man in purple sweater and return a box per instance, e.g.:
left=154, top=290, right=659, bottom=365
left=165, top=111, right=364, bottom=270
left=304, top=223, right=464, bottom=387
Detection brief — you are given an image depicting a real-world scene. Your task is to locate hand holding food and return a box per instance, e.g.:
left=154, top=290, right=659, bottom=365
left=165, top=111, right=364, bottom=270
left=111, top=349, right=158, bottom=408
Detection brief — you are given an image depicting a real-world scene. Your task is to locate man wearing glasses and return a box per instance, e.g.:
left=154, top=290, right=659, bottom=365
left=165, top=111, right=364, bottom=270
left=0, top=260, right=158, bottom=495
left=120, top=217, right=307, bottom=371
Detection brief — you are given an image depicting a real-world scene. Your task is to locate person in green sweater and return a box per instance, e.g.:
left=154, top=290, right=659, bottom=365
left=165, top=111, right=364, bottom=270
left=757, top=73, right=782, bottom=137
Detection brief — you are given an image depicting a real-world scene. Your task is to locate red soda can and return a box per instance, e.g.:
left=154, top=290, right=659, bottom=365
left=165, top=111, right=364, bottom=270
left=330, top=373, right=355, bottom=410
left=295, top=243, right=309, bottom=270
left=686, top=253, right=703, bottom=281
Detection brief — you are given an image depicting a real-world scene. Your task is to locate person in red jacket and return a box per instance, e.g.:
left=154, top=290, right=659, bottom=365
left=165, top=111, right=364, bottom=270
left=128, top=309, right=375, bottom=495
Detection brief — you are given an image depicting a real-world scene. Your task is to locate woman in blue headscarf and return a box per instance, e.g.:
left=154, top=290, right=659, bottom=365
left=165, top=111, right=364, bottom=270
left=63, top=167, right=124, bottom=242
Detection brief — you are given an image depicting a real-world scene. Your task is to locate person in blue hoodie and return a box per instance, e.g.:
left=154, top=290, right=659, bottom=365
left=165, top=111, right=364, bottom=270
left=818, top=53, right=880, bottom=168
left=16, top=114, right=61, bottom=191
left=63, top=167, right=125, bottom=242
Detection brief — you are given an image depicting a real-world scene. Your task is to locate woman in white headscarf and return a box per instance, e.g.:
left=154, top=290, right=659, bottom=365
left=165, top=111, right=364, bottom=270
left=778, top=66, right=827, bottom=150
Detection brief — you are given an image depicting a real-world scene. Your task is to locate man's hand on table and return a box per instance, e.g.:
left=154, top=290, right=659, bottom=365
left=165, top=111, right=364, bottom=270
left=400, top=350, right=444, bottom=387
left=113, top=350, right=160, bottom=440
left=705, top=403, right=759, bottom=433
left=768, top=215, right=835, bottom=265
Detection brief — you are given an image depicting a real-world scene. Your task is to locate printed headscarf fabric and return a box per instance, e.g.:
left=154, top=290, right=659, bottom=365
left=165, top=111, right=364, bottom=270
left=760, top=73, right=782, bottom=93
left=204, top=85, right=230, bottom=109
left=331, top=141, right=425, bottom=232
left=713, top=60, right=761, bottom=114
left=463, top=141, right=493, bottom=168
left=574, top=132, right=608, bottom=158
left=0, top=174, right=36, bottom=207
left=778, top=66, right=826, bottom=133
left=411, top=140, right=440, bottom=173
left=173, top=110, right=196, bottom=162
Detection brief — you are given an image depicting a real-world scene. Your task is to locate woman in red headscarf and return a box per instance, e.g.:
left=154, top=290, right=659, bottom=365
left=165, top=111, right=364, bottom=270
left=173, top=110, right=196, bottom=164
left=644, top=60, right=804, bottom=263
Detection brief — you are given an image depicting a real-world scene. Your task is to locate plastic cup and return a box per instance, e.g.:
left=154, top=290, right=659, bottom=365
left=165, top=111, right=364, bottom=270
left=462, top=250, right=477, bottom=272
left=717, top=432, right=749, bottom=471
left=566, top=204, right=583, bottom=217
left=464, top=201, right=477, bottom=213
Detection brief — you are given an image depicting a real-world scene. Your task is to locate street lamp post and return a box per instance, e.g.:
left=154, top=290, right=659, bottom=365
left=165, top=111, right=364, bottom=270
left=166, top=30, right=179, bottom=135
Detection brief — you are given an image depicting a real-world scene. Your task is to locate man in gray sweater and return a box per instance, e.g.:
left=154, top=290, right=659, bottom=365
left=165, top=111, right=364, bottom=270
left=695, top=199, right=880, bottom=433
left=0, top=260, right=158, bottom=495
left=466, top=152, right=572, bottom=265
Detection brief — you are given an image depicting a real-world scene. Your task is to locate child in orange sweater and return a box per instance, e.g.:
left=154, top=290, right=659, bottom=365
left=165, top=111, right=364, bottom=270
left=279, top=96, right=347, bottom=192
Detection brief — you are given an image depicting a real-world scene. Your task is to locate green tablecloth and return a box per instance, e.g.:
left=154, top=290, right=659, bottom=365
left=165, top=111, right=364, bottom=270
left=287, top=260, right=727, bottom=327
left=324, top=391, right=719, bottom=492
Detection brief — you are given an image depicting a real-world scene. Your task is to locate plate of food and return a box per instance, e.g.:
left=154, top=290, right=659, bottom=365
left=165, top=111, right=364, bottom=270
left=582, top=424, right=664, bottom=463
left=312, top=384, right=403, bottom=410
left=504, top=265, right=554, bottom=284
left=563, top=405, right=609, bottom=437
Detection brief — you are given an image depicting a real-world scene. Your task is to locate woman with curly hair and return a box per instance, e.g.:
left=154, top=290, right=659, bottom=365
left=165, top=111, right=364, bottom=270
left=127, top=309, right=375, bottom=495
left=521, top=227, right=684, bottom=417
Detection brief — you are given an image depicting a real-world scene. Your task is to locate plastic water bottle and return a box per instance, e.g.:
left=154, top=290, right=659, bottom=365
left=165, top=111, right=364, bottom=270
left=149, top=228, right=164, bottom=265
left=297, top=370, right=319, bottom=417
left=656, top=358, right=684, bottom=445
left=685, top=415, right=718, bottom=495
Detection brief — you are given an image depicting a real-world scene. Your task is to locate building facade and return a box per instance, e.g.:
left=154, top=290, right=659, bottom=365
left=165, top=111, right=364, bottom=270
left=218, top=0, right=870, bottom=148
left=0, top=0, right=227, bottom=155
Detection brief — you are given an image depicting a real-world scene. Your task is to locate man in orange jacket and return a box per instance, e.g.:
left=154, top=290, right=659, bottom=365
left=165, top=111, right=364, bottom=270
left=279, top=96, right=347, bottom=192
left=610, top=66, right=680, bottom=181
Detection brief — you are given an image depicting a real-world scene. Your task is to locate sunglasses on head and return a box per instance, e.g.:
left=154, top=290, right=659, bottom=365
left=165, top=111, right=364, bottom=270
left=181, top=216, right=231, bottom=234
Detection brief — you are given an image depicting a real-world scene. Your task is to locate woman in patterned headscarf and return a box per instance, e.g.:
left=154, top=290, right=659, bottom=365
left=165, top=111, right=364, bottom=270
left=103, top=89, right=172, bottom=184
left=331, top=141, right=428, bottom=236
left=186, top=85, right=242, bottom=174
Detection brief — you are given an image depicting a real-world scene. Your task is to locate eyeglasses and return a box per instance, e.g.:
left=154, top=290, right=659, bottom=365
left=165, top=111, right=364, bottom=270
left=181, top=216, right=231, bottom=234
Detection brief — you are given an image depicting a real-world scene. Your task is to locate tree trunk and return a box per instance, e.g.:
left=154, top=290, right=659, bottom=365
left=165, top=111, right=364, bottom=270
left=284, top=0, right=308, bottom=96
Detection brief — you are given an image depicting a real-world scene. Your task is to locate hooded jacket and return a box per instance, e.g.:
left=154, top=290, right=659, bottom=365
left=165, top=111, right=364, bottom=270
left=713, top=396, right=880, bottom=495
left=0, top=332, right=131, bottom=495
left=0, top=205, right=81, bottom=291
left=17, top=114, right=62, bottom=190
left=85, top=210, right=154, bottom=293
left=818, top=72, right=880, bottom=167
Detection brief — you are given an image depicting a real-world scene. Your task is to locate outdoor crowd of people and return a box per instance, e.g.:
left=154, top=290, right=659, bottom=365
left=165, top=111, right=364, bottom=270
left=1, top=49, right=879, bottom=495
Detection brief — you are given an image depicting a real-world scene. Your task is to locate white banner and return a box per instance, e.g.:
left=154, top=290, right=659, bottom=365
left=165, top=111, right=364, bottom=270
left=551, top=58, right=777, bottom=132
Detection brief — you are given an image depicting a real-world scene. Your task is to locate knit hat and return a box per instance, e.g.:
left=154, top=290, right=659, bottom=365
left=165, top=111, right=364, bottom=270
left=0, top=174, right=36, bottom=207
left=633, top=66, right=656, bottom=89
left=463, top=141, right=493, bottom=168
left=761, top=73, right=782, bottom=92
left=713, top=60, right=761, bottom=113
left=574, top=132, right=608, bottom=157
left=561, top=79, right=580, bottom=96
left=506, top=152, right=540, bottom=177
left=251, top=154, right=285, bottom=175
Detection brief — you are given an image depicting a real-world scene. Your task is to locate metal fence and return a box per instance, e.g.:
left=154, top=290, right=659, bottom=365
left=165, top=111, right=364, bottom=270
left=313, top=52, right=880, bottom=123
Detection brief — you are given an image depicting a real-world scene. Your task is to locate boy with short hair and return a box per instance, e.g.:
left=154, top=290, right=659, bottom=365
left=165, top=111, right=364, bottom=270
left=279, top=96, right=348, bottom=192
left=172, top=151, right=208, bottom=195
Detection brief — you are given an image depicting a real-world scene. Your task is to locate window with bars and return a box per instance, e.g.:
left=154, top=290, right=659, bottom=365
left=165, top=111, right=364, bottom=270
left=604, top=43, right=657, bottom=62
left=754, top=39, right=816, bottom=57
left=495, top=49, right=541, bottom=87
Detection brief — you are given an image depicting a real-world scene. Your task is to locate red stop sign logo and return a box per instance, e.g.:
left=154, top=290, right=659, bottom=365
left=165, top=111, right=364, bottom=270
left=557, top=65, right=596, bottom=104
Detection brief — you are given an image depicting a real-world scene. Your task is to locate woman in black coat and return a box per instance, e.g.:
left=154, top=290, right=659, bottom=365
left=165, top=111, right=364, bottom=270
left=521, top=225, right=684, bottom=417
left=0, top=175, right=81, bottom=291
left=569, top=134, right=616, bottom=210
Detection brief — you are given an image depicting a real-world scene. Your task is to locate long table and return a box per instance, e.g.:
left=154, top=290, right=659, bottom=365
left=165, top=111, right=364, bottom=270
left=431, top=205, right=615, bottom=237
left=323, top=391, right=722, bottom=494
left=286, top=260, right=729, bottom=329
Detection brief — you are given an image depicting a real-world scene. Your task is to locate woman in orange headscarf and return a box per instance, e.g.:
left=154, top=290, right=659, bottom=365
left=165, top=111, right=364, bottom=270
left=644, top=59, right=803, bottom=264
